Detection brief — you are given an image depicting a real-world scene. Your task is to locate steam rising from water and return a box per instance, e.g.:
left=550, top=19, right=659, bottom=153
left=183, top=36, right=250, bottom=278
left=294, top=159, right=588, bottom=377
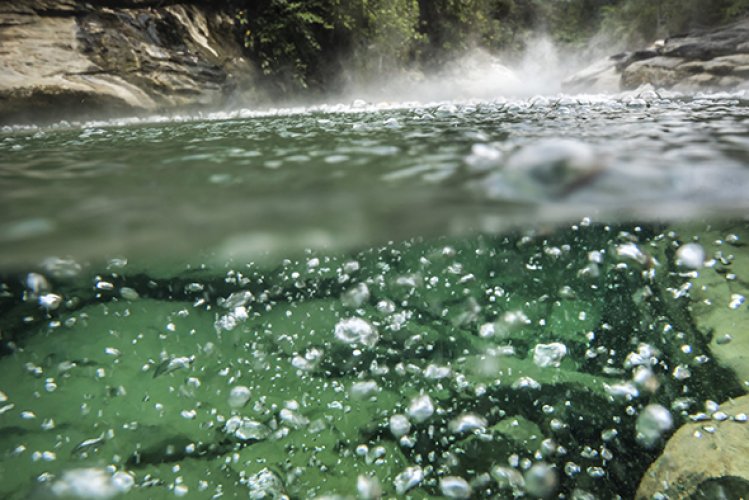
left=0, top=36, right=616, bottom=134
left=341, top=36, right=595, bottom=103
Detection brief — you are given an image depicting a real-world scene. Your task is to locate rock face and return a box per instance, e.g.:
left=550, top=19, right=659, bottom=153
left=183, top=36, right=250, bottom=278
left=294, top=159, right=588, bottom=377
left=564, top=19, right=749, bottom=92
left=637, top=395, right=749, bottom=499
left=0, top=1, right=264, bottom=124
left=685, top=223, right=749, bottom=388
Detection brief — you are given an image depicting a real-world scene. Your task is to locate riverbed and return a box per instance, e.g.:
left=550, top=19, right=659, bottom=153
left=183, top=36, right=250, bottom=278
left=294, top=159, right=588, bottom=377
left=1, top=89, right=749, bottom=498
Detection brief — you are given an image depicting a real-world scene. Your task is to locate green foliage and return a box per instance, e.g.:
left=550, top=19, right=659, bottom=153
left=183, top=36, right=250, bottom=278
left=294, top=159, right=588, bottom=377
left=540, top=0, right=616, bottom=45
left=235, top=0, right=423, bottom=94
left=724, top=0, right=749, bottom=18
left=236, top=0, right=344, bottom=93
left=416, top=0, right=541, bottom=62
left=599, top=0, right=749, bottom=46
left=232, top=0, right=749, bottom=96
left=347, top=0, right=423, bottom=76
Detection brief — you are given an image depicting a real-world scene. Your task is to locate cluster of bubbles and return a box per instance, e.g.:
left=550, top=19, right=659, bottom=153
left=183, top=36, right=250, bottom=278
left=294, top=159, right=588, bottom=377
left=0, top=222, right=747, bottom=498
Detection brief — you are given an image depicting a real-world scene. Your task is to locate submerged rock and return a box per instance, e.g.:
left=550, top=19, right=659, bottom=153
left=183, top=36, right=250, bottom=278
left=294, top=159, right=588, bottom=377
left=477, top=138, right=603, bottom=202
left=683, top=223, right=749, bottom=387
left=637, top=395, right=749, bottom=499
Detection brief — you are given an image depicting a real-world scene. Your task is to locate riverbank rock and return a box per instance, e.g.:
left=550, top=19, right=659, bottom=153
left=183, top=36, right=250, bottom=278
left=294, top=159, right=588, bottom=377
left=0, top=2, right=264, bottom=125
left=636, top=395, right=749, bottom=499
left=563, top=18, right=749, bottom=93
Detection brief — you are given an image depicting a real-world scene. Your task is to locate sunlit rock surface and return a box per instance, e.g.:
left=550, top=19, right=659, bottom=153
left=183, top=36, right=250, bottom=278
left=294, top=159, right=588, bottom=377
left=0, top=2, right=263, bottom=124
left=564, top=18, right=749, bottom=92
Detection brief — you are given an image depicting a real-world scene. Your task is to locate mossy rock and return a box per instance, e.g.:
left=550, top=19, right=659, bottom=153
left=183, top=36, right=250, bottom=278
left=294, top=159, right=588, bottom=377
left=244, top=297, right=346, bottom=356
left=637, top=395, right=749, bottom=499
left=678, top=222, right=749, bottom=388
left=455, top=415, right=545, bottom=473
left=231, top=430, right=409, bottom=498
left=459, top=353, right=608, bottom=399
left=545, top=298, right=601, bottom=346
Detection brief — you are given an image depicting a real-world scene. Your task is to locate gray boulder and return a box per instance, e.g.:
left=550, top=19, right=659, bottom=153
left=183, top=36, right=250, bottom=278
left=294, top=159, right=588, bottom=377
left=564, top=18, right=749, bottom=92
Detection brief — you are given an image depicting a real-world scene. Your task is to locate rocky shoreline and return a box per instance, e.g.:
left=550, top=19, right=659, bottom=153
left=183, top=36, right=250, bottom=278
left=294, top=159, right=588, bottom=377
left=565, top=18, right=749, bottom=93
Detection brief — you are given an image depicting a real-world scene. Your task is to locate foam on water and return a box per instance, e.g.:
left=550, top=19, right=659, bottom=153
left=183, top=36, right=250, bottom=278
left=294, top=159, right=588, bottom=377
left=1, top=84, right=746, bottom=135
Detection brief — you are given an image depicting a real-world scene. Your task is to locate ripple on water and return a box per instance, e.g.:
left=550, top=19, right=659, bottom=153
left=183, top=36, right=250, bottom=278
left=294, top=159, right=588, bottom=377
left=1, top=90, right=748, bottom=266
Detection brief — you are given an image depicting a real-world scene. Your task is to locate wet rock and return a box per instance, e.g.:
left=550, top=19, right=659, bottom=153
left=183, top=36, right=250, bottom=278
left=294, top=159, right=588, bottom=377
left=459, top=415, right=544, bottom=470
left=621, top=57, right=688, bottom=89
left=0, top=2, right=264, bottom=124
left=660, top=21, right=749, bottom=60
left=232, top=429, right=408, bottom=498
left=564, top=18, right=749, bottom=92
left=637, top=395, right=749, bottom=499
left=681, top=223, right=749, bottom=387
left=561, top=55, right=623, bottom=93
left=0, top=299, right=227, bottom=497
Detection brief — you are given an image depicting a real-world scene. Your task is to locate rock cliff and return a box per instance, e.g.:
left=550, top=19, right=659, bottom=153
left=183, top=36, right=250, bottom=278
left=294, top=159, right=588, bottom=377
left=0, top=1, right=264, bottom=124
left=564, top=19, right=749, bottom=93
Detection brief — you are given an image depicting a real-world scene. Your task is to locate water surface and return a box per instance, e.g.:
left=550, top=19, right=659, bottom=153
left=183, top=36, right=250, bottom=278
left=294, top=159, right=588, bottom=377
left=2, top=90, right=748, bottom=268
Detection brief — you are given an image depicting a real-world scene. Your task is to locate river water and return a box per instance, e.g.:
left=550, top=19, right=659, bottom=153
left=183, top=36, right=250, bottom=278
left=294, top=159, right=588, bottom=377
left=1, top=89, right=749, bottom=498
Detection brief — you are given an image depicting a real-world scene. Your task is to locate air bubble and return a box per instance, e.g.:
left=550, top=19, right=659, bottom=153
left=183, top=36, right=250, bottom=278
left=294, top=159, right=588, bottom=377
left=334, top=317, right=378, bottom=348
left=394, top=466, right=423, bottom=495
left=532, top=342, right=567, bottom=368
left=636, top=404, right=673, bottom=448
left=676, top=243, right=705, bottom=269
left=389, top=414, right=411, bottom=438
left=448, top=413, right=487, bottom=434
left=524, top=463, right=557, bottom=498
left=228, top=386, right=251, bottom=408
left=224, top=417, right=270, bottom=441
left=439, top=476, right=472, bottom=499
left=407, top=394, right=434, bottom=423
left=119, top=287, right=139, bottom=300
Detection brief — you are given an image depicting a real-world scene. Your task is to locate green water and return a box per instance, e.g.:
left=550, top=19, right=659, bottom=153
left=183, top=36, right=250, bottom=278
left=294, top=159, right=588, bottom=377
left=1, top=93, right=749, bottom=498
left=2, top=93, right=749, bottom=268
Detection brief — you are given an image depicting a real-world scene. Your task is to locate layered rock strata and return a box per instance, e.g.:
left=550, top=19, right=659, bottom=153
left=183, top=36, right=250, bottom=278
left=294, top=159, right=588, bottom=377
left=0, top=1, right=262, bottom=124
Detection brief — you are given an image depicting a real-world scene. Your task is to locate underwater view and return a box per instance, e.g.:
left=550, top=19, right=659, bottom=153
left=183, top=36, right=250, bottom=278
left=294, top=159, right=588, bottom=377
left=2, top=88, right=749, bottom=499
